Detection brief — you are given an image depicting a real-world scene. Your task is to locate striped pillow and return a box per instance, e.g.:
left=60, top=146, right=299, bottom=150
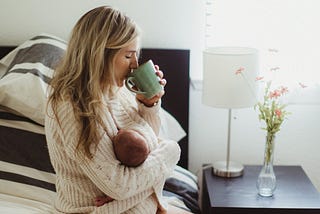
left=0, top=34, right=66, bottom=125
left=163, top=165, right=200, bottom=213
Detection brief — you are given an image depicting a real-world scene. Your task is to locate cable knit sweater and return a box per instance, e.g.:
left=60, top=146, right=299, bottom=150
left=45, top=88, right=181, bottom=213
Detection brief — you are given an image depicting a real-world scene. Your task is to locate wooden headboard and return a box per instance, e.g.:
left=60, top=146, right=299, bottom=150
left=0, top=47, right=190, bottom=169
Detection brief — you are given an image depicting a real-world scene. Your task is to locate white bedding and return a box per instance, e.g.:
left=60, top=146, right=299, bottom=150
left=0, top=193, right=54, bottom=214
left=0, top=193, right=194, bottom=214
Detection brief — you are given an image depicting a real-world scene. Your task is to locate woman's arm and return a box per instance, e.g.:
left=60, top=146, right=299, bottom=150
left=136, top=98, right=161, bottom=136
left=119, top=88, right=161, bottom=136
left=56, top=101, right=180, bottom=201
left=86, top=137, right=180, bottom=200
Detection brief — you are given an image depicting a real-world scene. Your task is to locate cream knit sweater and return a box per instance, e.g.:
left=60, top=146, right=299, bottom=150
left=45, top=88, right=181, bottom=213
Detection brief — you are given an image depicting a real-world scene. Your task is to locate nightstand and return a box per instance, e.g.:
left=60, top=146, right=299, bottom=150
left=202, top=165, right=320, bottom=214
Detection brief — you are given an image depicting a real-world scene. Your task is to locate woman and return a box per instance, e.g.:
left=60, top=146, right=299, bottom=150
left=45, top=6, right=190, bottom=214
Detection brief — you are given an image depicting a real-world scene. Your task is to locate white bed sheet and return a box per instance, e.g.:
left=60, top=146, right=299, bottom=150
left=0, top=193, right=53, bottom=214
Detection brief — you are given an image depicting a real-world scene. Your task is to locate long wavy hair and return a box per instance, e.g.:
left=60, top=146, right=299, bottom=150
left=48, top=6, right=140, bottom=158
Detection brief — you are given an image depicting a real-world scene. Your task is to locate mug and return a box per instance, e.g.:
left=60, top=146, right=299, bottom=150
left=125, top=60, right=163, bottom=99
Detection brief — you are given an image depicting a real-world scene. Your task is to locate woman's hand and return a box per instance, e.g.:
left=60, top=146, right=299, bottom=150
left=136, top=65, right=166, bottom=107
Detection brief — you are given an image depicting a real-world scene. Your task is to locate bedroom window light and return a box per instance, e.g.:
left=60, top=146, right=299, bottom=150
left=205, top=0, right=320, bottom=104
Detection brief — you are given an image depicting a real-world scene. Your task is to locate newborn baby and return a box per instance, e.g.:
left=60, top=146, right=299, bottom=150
left=113, top=128, right=150, bottom=167
left=95, top=128, right=150, bottom=207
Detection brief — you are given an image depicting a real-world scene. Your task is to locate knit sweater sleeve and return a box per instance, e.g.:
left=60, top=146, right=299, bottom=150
left=89, top=139, right=180, bottom=200
left=119, top=88, right=161, bottom=136
left=136, top=99, right=161, bottom=136
left=55, top=101, right=181, bottom=201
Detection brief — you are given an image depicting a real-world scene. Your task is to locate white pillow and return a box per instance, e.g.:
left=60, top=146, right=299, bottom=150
left=0, top=34, right=67, bottom=125
left=159, top=108, right=186, bottom=142
left=0, top=63, right=6, bottom=78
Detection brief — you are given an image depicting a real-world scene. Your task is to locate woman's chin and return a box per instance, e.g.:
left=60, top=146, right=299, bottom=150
left=117, top=81, right=124, bottom=87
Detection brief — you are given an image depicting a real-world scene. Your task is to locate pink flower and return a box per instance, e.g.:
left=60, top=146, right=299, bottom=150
left=255, top=76, right=264, bottom=81
left=269, top=86, right=288, bottom=99
left=235, top=67, right=245, bottom=75
left=280, top=86, right=289, bottom=94
left=269, top=89, right=282, bottom=99
left=275, top=109, right=282, bottom=117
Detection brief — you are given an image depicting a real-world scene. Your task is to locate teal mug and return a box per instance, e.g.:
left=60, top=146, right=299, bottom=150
left=125, top=60, right=163, bottom=99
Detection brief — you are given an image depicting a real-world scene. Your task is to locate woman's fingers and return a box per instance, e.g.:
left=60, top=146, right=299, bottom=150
left=160, top=78, right=167, bottom=86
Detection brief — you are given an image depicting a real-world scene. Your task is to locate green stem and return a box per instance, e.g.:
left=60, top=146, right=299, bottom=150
left=265, top=132, right=275, bottom=164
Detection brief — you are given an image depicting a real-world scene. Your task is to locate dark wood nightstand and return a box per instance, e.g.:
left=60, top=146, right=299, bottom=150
left=202, top=165, right=320, bottom=214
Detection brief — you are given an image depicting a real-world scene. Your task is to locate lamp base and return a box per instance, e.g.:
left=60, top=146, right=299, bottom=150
left=212, top=161, right=244, bottom=178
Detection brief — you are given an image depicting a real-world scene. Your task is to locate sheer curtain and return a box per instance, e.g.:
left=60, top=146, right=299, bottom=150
left=205, top=0, right=320, bottom=102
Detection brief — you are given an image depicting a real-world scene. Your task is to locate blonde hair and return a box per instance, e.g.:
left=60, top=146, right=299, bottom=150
left=48, top=6, right=140, bottom=158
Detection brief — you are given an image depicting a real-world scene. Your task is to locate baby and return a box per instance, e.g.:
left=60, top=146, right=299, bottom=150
left=95, top=128, right=150, bottom=206
left=113, top=129, right=150, bottom=167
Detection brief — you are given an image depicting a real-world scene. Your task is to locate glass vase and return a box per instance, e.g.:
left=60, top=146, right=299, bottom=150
left=256, top=133, right=276, bottom=197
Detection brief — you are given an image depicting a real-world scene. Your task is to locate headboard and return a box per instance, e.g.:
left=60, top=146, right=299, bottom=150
left=0, top=46, right=190, bottom=169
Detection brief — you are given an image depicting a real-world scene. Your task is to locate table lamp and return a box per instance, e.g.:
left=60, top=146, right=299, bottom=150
left=202, top=46, right=258, bottom=177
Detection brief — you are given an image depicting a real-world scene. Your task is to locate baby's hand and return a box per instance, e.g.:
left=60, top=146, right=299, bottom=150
left=156, top=209, right=167, bottom=214
left=94, top=195, right=114, bottom=207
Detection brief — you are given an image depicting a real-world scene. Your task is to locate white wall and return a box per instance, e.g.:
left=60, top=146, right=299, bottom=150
left=1, top=0, right=319, bottom=191
left=0, top=0, right=204, bottom=78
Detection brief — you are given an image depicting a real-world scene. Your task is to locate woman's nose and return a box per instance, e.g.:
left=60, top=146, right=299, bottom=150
left=130, top=55, right=139, bottom=69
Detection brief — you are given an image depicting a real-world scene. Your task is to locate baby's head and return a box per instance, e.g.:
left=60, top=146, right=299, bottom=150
left=113, top=129, right=149, bottom=167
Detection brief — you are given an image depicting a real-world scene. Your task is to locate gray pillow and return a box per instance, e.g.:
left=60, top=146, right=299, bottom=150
left=0, top=34, right=67, bottom=125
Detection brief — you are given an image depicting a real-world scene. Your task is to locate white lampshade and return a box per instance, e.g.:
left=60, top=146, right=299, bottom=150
left=202, top=47, right=259, bottom=109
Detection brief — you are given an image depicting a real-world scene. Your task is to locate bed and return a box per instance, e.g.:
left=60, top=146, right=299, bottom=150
left=0, top=34, right=200, bottom=213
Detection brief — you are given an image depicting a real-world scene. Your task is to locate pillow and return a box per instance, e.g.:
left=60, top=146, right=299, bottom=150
left=163, top=165, right=200, bottom=213
left=0, top=33, right=67, bottom=125
left=159, top=108, right=186, bottom=142
left=0, top=64, right=6, bottom=78
left=0, top=34, right=66, bottom=68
